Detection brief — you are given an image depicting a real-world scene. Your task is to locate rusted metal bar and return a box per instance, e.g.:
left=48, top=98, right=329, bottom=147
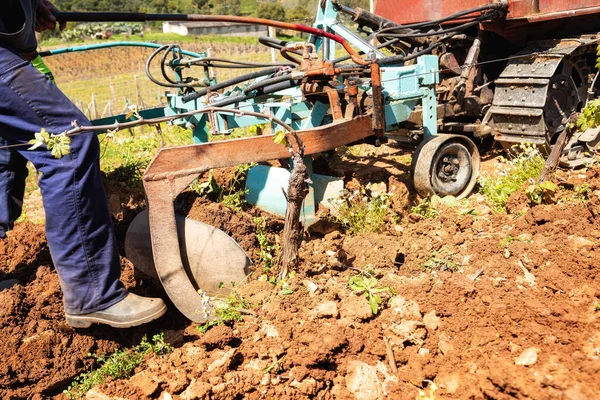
left=370, top=63, right=386, bottom=137
left=324, top=86, right=344, bottom=121
left=538, top=114, right=578, bottom=183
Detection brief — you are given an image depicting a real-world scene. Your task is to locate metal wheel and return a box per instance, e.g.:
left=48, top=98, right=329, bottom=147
left=412, top=135, right=480, bottom=199
left=544, top=47, right=596, bottom=144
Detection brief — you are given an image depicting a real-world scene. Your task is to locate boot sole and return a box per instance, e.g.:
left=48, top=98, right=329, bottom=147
left=65, top=304, right=167, bottom=329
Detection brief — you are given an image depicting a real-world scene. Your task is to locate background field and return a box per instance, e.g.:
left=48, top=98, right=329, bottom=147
left=42, top=34, right=277, bottom=119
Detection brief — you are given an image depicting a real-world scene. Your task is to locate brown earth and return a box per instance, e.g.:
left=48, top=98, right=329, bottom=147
left=1, top=152, right=600, bottom=399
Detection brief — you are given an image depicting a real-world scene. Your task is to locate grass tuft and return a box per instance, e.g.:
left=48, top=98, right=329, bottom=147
left=479, top=144, right=545, bottom=212
left=64, top=333, right=173, bottom=399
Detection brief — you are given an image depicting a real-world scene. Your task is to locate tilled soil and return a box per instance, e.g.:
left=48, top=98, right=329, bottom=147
left=1, top=159, right=600, bottom=399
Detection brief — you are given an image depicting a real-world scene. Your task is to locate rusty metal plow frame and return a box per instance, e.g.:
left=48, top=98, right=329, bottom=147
left=142, top=115, right=374, bottom=322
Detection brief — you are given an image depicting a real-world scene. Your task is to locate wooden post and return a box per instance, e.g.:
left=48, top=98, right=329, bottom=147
left=268, top=26, right=277, bottom=63
left=101, top=100, right=111, bottom=118
left=110, top=83, right=117, bottom=106
left=206, top=47, right=215, bottom=80
left=91, top=93, right=98, bottom=120
left=134, top=75, right=144, bottom=109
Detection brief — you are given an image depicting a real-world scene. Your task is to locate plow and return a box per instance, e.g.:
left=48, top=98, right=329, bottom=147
left=46, top=0, right=600, bottom=322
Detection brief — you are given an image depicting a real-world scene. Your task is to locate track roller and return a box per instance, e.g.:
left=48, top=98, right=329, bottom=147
left=412, top=134, right=480, bottom=199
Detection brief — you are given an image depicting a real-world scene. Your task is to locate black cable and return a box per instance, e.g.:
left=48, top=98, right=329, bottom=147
left=375, top=3, right=504, bottom=33
left=258, top=79, right=300, bottom=94
left=186, top=58, right=295, bottom=68
left=190, top=77, right=303, bottom=109
left=244, top=73, right=295, bottom=93
left=145, top=45, right=213, bottom=88
left=258, top=36, right=287, bottom=50
left=376, top=12, right=493, bottom=39
left=280, top=48, right=302, bottom=64
left=181, top=67, right=281, bottom=103
left=331, top=38, right=401, bottom=65
left=161, top=44, right=180, bottom=85
left=378, top=32, right=459, bottom=66
left=146, top=45, right=195, bottom=88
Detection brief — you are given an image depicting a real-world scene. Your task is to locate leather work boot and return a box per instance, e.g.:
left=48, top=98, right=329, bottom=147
left=65, top=293, right=167, bottom=328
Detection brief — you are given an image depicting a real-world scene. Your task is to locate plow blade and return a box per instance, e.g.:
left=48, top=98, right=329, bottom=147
left=142, top=116, right=373, bottom=322
left=125, top=210, right=251, bottom=296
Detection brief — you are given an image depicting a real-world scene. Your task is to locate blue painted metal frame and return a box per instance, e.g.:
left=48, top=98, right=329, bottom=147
left=68, top=8, right=438, bottom=220
left=40, top=41, right=206, bottom=58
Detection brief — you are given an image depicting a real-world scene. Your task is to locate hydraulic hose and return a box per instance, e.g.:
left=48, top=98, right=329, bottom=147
left=377, top=16, right=488, bottom=39
left=331, top=38, right=401, bottom=65
left=181, top=67, right=281, bottom=103
left=377, top=12, right=494, bottom=39
left=54, top=12, right=369, bottom=65
left=377, top=32, right=460, bottom=65
left=145, top=45, right=210, bottom=88
left=243, top=74, right=296, bottom=93
left=185, top=57, right=295, bottom=68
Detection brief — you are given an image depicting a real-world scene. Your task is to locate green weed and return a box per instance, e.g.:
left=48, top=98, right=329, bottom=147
left=64, top=333, right=173, bottom=399
left=526, top=181, right=558, bottom=205
left=191, top=170, right=222, bottom=200
left=331, top=184, right=389, bottom=236
left=397, top=154, right=413, bottom=166
left=577, top=98, right=600, bottom=132
left=422, top=249, right=459, bottom=272
left=595, top=303, right=600, bottom=312
left=418, top=380, right=438, bottom=400
left=479, top=143, right=545, bottom=212
left=192, top=163, right=253, bottom=211
left=197, top=291, right=252, bottom=333
left=254, top=217, right=279, bottom=271
left=561, top=183, right=592, bottom=204
left=498, top=234, right=532, bottom=248
left=264, top=355, right=286, bottom=374
left=222, top=189, right=250, bottom=211
left=411, top=195, right=476, bottom=219
left=410, top=196, right=439, bottom=218
left=348, top=274, right=392, bottom=315
left=100, top=124, right=189, bottom=188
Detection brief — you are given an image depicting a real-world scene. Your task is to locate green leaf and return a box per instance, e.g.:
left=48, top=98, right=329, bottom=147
left=368, top=295, right=379, bottom=314
left=48, top=134, right=72, bottom=159
left=280, top=288, right=294, bottom=295
left=273, top=130, right=289, bottom=147
left=348, top=276, right=367, bottom=292
left=539, top=181, right=558, bottom=192
left=28, top=128, right=50, bottom=150
left=440, top=195, right=457, bottom=207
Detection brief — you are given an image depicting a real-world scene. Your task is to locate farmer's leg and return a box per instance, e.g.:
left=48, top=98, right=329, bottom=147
left=0, top=138, right=28, bottom=238
left=0, top=46, right=127, bottom=314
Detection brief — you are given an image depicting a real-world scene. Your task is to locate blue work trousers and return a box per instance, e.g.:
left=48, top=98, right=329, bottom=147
left=0, top=46, right=126, bottom=315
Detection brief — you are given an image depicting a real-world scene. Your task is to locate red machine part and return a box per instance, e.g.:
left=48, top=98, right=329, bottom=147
left=375, top=0, right=600, bottom=25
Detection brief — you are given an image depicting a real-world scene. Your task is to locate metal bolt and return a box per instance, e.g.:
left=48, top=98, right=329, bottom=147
left=508, top=125, right=513, bottom=130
